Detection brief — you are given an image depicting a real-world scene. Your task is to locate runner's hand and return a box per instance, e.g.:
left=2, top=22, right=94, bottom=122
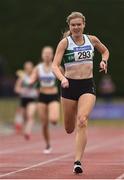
left=99, top=60, right=108, bottom=74
left=61, top=77, right=69, bottom=88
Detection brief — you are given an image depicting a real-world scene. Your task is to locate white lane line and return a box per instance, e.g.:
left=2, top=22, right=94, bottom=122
left=0, top=138, right=68, bottom=155
left=0, top=133, right=123, bottom=155
left=0, top=153, right=73, bottom=178
left=116, top=173, right=124, bottom=179
left=0, top=137, right=70, bottom=155
left=0, top=142, right=41, bottom=154
left=0, top=136, right=123, bottom=178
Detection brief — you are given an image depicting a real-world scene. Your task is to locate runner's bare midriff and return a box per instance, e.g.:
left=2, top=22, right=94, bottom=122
left=40, top=86, right=58, bottom=94
left=64, top=63, right=93, bottom=79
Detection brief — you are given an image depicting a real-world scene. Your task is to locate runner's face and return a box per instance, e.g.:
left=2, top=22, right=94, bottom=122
left=24, top=63, right=33, bottom=74
left=41, top=48, right=53, bottom=63
left=69, top=18, right=85, bottom=37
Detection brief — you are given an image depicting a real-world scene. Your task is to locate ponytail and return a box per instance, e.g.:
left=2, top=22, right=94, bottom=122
left=63, top=30, right=71, bottom=38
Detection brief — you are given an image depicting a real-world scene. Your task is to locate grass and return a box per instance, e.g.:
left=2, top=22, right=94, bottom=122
left=0, top=98, right=19, bottom=125
left=89, top=119, right=124, bottom=127
left=0, top=98, right=124, bottom=128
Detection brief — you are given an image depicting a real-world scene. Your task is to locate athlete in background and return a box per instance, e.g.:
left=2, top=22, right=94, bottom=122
left=14, top=61, right=39, bottom=140
left=24, top=46, right=61, bottom=153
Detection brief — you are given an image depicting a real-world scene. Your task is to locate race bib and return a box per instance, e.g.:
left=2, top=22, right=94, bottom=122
left=74, top=45, right=93, bottom=61
left=40, top=76, right=55, bottom=87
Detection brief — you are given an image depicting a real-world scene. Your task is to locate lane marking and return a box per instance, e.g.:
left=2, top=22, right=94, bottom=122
left=116, top=173, right=124, bottom=179
left=0, top=142, right=41, bottom=154
left=0, top=153, right=73, bottom=178
left=0, top=136, right=123, bottom=178
left=0, top=136, right=71, bottom=155
left=0, top=138, right=69, bottom=154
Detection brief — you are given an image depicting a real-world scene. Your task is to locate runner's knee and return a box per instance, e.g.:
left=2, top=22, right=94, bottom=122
left=65, top=127, right=74, bottom=134
left=77, top=114, right=88, bottom=127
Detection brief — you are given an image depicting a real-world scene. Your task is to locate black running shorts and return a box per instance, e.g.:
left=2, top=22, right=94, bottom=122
left=20, top=97, right=37, bottom=108
left=61, top=78, right=96, bottom=101
left=38, top=93, right=59, bottom=104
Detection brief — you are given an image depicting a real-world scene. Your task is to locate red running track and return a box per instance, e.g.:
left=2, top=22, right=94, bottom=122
left=0, top=125, right=124, bottom=179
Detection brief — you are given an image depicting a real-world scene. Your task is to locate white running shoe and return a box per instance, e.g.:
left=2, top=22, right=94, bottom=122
left=43, top=147, right=52, bottom=154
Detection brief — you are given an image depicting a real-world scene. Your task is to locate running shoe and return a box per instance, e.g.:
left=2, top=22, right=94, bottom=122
left=73, top=161, right=83, bottom=174
left=15, top=123, right=23, bottom=134
left=43, top=145, right=52, bottom=154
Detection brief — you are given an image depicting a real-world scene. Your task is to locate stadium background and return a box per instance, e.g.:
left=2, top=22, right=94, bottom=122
left=0, top=2, right=123, bottom=178
left=0, top=0, right=124, bottom=123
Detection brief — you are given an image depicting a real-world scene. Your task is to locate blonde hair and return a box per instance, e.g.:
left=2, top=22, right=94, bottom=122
left=16, top=69, right=25, bottom=78
left=66, top=11, right=86, bottom=25
left=63, top=30, right=71, bottom=38
left=63, top=12, right=86, bottom=38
